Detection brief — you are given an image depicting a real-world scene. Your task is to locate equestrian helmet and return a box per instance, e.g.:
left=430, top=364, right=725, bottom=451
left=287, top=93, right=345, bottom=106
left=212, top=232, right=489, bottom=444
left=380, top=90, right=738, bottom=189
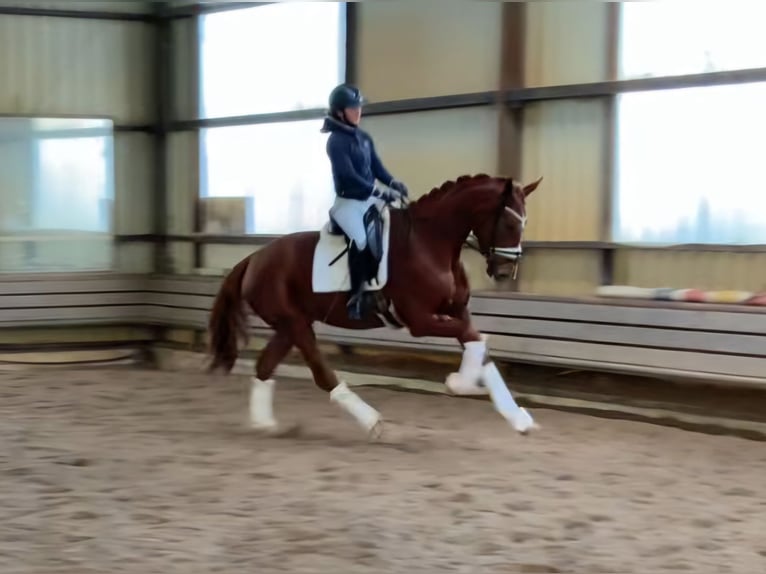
left=328, top=83, right=364, bottom=113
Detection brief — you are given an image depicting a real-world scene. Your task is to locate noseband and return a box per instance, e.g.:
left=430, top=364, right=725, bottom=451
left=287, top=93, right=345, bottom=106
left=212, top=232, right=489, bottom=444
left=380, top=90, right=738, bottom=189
left=465, top=180, right=524, bottom=280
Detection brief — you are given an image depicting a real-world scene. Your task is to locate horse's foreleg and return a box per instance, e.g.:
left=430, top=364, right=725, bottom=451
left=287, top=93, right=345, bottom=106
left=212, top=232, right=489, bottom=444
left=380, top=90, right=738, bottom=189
left=289, top=320, right=382, bottom=439
left=249, top=329, right=293, bottom=432
left=441, top=305, right=489, bottom=396
left=403, top=305, right=485, bottom=393
left=480, top=360, right=538, bottom=434
left=453, top=308, right=537, bottom=434
left=404, top=304, right=537, bottom=434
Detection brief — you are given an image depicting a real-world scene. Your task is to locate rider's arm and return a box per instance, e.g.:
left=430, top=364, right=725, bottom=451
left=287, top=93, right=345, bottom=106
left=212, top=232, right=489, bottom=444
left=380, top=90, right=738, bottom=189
left=368, top=137, right=396, bottom=187
left=327, top=135, right=375, bottom=200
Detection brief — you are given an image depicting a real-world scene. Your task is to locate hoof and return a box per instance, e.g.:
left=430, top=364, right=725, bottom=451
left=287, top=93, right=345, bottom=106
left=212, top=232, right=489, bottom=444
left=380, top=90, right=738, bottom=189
left=368, top=419, right=384, bottom=441
left=250, top=421, right=279, bottom=435
left=509, top=408, right=539, bottom=435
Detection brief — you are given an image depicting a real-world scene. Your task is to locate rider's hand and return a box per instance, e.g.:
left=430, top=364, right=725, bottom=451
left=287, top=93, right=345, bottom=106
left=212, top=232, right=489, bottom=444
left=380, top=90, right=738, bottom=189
left=373, top=187, right=399, bottom=204
left=390, top=180, right=409, bottom=197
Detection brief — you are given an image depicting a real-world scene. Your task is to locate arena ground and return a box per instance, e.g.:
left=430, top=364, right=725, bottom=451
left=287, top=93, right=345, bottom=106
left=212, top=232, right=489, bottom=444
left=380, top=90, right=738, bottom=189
left=1, top=368, right=765, bottom=573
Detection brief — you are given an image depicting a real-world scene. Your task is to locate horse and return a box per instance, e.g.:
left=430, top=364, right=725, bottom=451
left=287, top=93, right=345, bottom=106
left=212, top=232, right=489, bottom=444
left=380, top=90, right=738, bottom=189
left=207, top=173, right=543, bottom=439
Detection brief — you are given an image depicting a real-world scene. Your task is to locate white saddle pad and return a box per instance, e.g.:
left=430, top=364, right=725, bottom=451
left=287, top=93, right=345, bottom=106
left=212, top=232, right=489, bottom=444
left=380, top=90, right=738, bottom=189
left=311, top=208, right=391, bottom=294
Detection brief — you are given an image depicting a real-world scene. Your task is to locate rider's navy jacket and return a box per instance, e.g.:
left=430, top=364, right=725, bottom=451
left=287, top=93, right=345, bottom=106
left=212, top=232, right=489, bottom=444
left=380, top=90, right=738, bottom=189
left=321, top=116, right=395, bottom=201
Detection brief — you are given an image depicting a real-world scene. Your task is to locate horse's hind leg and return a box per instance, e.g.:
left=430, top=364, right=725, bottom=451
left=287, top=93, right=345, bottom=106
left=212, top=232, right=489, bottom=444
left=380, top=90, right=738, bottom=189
left=249, top=329, right=293, bottom=431
left=289, top=320, right=382, bottom=439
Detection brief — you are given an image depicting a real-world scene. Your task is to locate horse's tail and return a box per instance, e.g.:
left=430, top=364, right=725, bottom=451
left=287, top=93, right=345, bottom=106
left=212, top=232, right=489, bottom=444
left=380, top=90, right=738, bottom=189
left=207, top=256, right=250, bottom=374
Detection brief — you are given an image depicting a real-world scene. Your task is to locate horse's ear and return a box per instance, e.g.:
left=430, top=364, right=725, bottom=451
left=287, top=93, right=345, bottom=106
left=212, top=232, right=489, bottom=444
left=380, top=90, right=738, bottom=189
left=523, top=176, right=543, bottom=197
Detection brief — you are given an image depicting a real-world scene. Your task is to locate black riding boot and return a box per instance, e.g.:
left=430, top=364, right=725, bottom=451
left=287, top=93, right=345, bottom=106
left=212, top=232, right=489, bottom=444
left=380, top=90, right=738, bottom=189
left=346, top=242, right=367, bottom=321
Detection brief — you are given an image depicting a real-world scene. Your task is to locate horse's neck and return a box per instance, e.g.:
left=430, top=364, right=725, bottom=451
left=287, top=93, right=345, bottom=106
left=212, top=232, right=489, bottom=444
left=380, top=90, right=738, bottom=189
left=407, top=191, right=484, bottom=262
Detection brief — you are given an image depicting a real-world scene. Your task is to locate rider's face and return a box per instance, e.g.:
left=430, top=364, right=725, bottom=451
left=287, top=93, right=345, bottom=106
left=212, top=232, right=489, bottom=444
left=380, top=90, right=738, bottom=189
left=344, top=106, right=362, bottom=125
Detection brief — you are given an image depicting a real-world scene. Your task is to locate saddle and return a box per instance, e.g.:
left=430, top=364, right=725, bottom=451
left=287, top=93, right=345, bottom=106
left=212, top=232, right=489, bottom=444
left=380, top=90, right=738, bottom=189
left=313, top=204, right=390, bottom=292
left=328, top=203, right=385, bottom=284
left=312, top=204, right=401, bottom=327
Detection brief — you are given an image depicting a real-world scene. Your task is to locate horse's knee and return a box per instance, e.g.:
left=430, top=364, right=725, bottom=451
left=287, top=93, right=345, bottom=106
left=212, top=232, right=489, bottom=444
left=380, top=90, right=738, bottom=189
left=255, top=331, right=293, bottom=380
left=285, top=321, right=338, bottom=392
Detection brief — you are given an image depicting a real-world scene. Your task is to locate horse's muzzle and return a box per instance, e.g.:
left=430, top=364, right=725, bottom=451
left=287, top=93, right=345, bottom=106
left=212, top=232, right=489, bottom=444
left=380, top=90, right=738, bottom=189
left=487, top=249, right=522, bottom=280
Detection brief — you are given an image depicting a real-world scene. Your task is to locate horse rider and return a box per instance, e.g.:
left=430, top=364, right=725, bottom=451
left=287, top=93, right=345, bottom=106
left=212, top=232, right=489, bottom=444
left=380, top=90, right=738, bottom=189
left=320, top=83, right=409, bottom=320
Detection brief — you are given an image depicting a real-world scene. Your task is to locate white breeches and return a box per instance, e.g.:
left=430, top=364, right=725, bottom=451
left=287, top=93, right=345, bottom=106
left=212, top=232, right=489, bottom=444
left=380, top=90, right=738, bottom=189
left=329, top=195, right=384, bottom=250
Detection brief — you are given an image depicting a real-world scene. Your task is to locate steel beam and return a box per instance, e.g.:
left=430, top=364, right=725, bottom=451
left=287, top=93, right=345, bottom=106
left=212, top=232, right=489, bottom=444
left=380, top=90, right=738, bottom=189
left=112, top=234, right=766, bottom=255
left=167, top=65, right=766, bottom=133
left=165, top=2, right=271, bottom=19
left=505, top=67, right=766, bottom=103
left=0, top=115, right=153, bottom=134
left=0, top=5, right=154, bottom=21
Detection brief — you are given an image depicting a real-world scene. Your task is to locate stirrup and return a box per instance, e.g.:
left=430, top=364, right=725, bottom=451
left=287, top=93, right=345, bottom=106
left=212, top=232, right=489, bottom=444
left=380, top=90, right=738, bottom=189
left=347, top=295, right=363, bottom=320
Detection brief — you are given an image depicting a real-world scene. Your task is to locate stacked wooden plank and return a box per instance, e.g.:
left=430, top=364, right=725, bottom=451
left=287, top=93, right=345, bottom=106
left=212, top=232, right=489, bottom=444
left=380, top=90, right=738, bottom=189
left=2, top=273, right=766, bottom=387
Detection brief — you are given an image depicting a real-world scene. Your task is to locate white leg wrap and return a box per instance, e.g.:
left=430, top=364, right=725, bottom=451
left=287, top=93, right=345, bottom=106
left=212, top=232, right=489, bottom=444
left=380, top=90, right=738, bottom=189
left=480, top=362, right=537, bottom=433
left=446, top=338, right=489, bottom=395
left=330, top=381, right=381, bottom=433
left=250, top=377, right=277, bottom=430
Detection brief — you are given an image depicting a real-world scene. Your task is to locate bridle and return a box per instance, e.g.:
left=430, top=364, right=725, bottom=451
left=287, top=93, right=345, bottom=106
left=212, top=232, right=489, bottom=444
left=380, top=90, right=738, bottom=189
left=465, top=180, right=527, bottom=280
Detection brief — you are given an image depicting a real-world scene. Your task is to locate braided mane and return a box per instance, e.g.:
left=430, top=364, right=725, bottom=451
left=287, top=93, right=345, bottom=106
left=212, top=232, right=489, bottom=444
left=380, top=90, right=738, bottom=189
left=409, top=173, right=506, bottom=216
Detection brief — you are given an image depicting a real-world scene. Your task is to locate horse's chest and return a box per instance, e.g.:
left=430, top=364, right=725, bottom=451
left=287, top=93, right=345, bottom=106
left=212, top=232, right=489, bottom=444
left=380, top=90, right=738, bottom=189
left=423, top=269, right=457, bottom=302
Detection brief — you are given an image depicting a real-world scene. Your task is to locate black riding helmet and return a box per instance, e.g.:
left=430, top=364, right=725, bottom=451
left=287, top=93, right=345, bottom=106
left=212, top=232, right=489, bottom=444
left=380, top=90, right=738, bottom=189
left=328, top=83, right=364, bottom=115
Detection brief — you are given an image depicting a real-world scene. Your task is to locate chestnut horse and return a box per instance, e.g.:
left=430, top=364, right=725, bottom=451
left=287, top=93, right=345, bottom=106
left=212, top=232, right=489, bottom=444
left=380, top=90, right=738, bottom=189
left=207, top=173, right=543, bottom=438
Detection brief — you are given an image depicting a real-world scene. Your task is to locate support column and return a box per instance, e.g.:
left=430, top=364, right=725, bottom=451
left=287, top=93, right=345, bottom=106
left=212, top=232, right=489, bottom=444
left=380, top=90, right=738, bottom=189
left=497, top=2, right=526, bottom=291
left=153, top=1, right=172, bottom=273
left=497, top=1, right=525, bottom=179
left=600, top=3, right=620, bottom=285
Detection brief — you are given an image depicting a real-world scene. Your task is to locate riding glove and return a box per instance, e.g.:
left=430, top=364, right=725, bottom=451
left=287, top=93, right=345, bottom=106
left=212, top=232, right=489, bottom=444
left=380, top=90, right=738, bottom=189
left=390, top=180, right=409, bottom=197
left=372, top=187, right=399, bottom=204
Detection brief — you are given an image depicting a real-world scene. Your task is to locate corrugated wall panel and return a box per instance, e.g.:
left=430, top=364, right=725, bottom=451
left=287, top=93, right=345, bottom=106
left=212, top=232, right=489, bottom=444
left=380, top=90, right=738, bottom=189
left=363, top=107, right=499, bottom=200
left=114, top=132, right=155, bottom=236
left=0, top=1, right=151, bottom=13
left=614, top=250, right=766, bottom=292
left=517, top=250, right=601, bottom=296
left=0, top=15, right=155, bottom=124
left=525, top=2, right=610, bottom=87
left=115, top=243, right=153, bottom=274
left=202, top=244, right=261, bottom=274
left=521, top=100, right=608, bottom=241
left=356, top=0, right=502, bottom=101
left=461, top=249, right=497, bottom=293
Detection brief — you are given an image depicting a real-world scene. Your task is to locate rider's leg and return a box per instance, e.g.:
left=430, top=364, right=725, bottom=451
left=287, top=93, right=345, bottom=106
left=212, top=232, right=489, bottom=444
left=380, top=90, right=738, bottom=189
left=346, top=241, right=368, bottom=320
left=330, top=198, right=371, bottom=320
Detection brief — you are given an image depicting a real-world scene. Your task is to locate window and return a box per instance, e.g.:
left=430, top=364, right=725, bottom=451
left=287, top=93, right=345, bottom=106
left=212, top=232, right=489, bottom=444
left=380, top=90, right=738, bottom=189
left=199, top=2, right=345, bottom=118
left=613, top=83, right=766, bottom=244
left=198, top=2, right=346, bottom=235
left=35, top=137, right=111, bottom=233
left=0, top=118, right=114, bottom=272
left=201, top=120, right=335, bottom=235
left=619, top=3, right=766, bottom=80
left=614, top=3, right=766, bottom=245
